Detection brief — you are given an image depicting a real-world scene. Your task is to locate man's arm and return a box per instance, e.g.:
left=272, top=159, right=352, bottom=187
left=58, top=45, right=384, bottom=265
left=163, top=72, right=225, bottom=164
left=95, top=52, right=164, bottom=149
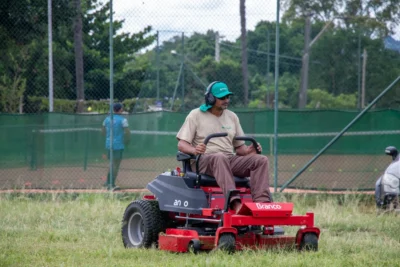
left=178, top=140, right=206, bottom=155
left=122, top=118, right=130, bottom=145
left=102, top=118, right=107, bottom=136
left=176, top=111, right=200, bottom=155
left=124, top=127, right=131, bottom=145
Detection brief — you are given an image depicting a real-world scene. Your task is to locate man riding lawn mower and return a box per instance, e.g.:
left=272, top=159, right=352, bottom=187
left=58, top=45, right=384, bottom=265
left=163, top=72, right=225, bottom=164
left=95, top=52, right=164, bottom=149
left=121, top=82, right=320, bottom=253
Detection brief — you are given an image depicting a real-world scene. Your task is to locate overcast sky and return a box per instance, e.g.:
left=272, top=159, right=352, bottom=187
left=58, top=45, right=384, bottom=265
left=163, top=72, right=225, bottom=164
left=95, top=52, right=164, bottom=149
left=114, top=0, right=278, bottom=42
left=113, top=0, right=400, bottom=43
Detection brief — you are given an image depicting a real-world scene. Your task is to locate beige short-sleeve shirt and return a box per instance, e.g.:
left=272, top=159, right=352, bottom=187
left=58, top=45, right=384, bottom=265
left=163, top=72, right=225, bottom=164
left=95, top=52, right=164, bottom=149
left=176, top=108, right=245, bottom=156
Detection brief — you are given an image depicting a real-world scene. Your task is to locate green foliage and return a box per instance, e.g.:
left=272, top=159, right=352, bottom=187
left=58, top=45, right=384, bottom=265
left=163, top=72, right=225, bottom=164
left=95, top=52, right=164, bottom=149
left=283, top=0, right=400, bottom=36
left=26, top=96, right=169, bottom=113
left=278, top=72, right=300, bottom=108
left=1, top=0, right=156, bottom=112
left=123, top=98, right=163, bottom=113
left=85, top=100, right=110, bottom=113
left=27, top=97, right=77, bottom=113
left=0, top=46, right=28, bottom=113
left=82, top=1, right=156, bottom=100
left=248, top=98, right=267, bottom=109
left=306, top=89, right=357, bottom=109
left=0, top=74, right=26, bottom=113
left=0, top=0, right=74, bottom=46
left=186, top=31, right=216, bottom=60
left=1, top=0, right=400, bottom=113
left=280, top=0, right=400, bottom=108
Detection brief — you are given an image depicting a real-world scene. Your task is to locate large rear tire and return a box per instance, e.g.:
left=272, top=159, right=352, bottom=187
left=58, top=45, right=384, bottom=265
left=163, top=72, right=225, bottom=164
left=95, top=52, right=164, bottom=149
left=121, top=200, right=163, bottom=248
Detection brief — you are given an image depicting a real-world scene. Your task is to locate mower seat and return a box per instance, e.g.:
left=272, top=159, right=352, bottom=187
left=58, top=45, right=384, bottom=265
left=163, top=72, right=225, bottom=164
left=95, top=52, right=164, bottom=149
left=176, top=151, right=250, bottom=188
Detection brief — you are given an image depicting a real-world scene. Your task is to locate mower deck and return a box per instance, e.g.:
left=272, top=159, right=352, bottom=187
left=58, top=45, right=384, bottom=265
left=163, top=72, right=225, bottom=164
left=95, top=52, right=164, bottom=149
left=157, top=201, right=320, bottom=253
left=159, top=229, right=297, bottom=252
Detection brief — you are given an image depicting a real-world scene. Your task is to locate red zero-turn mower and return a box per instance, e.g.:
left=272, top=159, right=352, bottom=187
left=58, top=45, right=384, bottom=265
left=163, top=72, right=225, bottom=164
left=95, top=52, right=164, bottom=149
left=122, top=133, right=320, bottom=253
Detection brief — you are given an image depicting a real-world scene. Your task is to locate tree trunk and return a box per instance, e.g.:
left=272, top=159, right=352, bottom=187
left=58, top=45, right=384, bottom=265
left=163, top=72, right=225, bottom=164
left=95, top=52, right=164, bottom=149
left=74, top=0, right=85, bottom=113
left=298, top=14, right=311, bottom=109
left=240, top=0, right=249, bottom=106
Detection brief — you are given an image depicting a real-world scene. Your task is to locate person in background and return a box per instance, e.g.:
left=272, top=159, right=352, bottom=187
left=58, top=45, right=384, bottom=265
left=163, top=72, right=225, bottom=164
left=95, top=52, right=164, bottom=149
left=102, top=103, right=130, bottom=190
left=176, top=81, right=272, bottom=213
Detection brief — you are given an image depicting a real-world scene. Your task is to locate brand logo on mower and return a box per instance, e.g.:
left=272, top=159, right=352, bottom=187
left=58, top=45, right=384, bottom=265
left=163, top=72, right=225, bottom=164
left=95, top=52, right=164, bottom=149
left=256, top=203, right=282, bottom=210
left=173, top=199, right=189, bottom=207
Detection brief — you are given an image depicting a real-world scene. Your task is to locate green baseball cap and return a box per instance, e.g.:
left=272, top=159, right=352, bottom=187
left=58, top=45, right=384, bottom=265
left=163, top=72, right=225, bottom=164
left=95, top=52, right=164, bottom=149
left=199, top=82, right=233, bottom=112
left=211, top=82, right=233, bottom=98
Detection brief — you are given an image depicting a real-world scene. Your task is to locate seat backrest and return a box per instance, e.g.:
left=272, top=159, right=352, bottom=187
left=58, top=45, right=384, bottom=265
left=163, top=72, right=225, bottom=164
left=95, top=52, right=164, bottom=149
left=176, top=151, right=196, bottom=173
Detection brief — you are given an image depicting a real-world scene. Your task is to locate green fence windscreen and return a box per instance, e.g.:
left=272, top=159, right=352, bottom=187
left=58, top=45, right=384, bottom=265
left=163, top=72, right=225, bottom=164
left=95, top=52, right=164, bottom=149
left=1, top=109, right=399, bottom=190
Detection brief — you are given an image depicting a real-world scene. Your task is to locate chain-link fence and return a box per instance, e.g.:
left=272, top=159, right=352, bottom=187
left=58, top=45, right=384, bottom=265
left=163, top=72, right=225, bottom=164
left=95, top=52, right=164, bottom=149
left=0, top=0, right=400, bottom=191
left=1, top=110, right=400, bottom=190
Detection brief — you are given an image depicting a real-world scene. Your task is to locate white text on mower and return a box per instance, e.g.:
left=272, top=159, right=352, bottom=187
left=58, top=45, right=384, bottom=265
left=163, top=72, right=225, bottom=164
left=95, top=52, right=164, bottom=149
left=256, top=203, right=282, bottom=210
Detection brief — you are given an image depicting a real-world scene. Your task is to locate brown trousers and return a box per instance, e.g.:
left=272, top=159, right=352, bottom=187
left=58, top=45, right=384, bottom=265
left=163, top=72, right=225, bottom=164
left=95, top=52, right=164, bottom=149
left=197, top=152, right=272, bottom=203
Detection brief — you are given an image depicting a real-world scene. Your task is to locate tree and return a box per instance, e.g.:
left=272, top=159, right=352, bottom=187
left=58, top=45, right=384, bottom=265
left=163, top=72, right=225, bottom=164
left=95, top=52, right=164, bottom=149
left=0, top=0, right=75, bottom=112
left=0, top=0, right=156, bottom=113
left=283, top=0, right=400, bottom=108
left=186, top=31, right=216, bottom=61
left=240, top=0, right=249, bottom=106
left=0, top=47, right=28, bottom=113
left=0, top=0, right=73, bottom=47
left=82, top=1, right=155, bottom=100
left=74, top=0, right=85, bottom=112
left=282, top=0, right=339, bottom=22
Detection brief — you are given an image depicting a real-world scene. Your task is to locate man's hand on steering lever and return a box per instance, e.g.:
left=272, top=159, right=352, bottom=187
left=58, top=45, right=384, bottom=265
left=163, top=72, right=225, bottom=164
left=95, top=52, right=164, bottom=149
left=194, top=143, right=206, bottom=155
left=247, top=142, right=262, bottom=155
left=235, top=142, right=262, bottom=156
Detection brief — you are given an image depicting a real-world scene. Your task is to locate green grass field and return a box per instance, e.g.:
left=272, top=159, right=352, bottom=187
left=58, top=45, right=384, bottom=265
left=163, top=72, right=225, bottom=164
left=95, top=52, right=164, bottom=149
left=1, top=192, right=399, bottom=267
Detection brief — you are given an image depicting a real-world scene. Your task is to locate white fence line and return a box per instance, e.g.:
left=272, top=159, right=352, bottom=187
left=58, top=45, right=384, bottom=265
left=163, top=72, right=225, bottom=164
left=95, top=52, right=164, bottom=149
left=34, top=128, right=400, bottom=138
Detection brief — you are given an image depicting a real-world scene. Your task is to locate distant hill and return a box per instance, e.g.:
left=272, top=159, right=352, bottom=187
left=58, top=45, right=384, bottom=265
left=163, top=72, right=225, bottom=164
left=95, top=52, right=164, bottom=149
left=384, top=36, right=400, bottom=53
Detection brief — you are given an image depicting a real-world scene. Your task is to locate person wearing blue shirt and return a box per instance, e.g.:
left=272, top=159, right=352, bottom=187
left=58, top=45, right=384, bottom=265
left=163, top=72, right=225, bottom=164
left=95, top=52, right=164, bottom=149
left=102, top=103, right=130, bottom=190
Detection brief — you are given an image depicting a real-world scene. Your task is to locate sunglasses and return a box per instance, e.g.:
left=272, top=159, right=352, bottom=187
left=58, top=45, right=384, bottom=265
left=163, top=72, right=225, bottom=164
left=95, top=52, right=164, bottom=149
left=217, top=95, right=230, bottom=100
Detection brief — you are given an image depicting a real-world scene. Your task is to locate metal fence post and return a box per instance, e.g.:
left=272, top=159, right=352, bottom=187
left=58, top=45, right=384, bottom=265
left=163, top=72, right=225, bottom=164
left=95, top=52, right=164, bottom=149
left=273, top=0, right=281, bottom=193
left=83, top=129, right=89, bottom=171
left=279, top=76, right=400, bottom=192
